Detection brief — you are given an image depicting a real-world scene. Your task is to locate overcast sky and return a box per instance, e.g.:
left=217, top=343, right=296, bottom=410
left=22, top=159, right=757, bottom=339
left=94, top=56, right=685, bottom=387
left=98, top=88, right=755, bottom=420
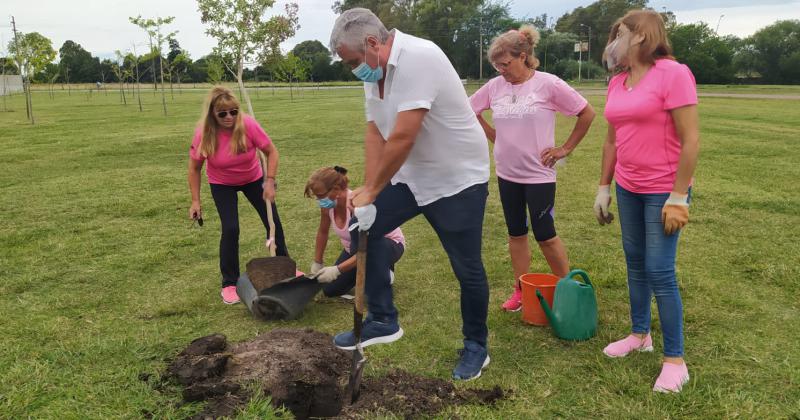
left=2, top=0, right=799, bottom=59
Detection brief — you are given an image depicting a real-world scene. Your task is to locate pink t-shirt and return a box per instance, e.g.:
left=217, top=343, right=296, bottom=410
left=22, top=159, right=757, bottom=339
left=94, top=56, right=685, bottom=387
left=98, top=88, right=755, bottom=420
left=470, top=71, right=588, bottom=184
left=189, top=114, right=272, bottom=186
left=604, top=59, right=697, bottom=194
left=330, top=190, right=406, bottom=252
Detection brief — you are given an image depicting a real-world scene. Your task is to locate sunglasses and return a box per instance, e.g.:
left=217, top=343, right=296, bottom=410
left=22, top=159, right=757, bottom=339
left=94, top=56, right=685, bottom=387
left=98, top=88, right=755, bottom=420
left=216, top=109, right=238, bottom=118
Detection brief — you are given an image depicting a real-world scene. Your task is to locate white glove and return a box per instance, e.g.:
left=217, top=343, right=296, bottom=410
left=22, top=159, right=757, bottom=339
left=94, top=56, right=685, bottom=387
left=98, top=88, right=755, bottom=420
left=593, top=185, right=614, bottom=225
left=310, top=265, right=340, bottom=283
left=310, top=261, right=324, bottom=275
left=351, top=204, right=377, bottom=232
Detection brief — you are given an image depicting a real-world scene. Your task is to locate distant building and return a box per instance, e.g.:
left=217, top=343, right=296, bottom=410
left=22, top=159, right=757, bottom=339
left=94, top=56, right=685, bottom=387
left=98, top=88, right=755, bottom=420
left=1, top=75, right=24, bottom=96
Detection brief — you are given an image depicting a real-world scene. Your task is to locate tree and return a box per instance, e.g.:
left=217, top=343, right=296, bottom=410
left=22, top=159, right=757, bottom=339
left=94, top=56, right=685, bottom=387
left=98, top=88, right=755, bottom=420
left=8, top=31, right=56, bottom=124
left=126, top=47, right=144, bottom=112
left=273, top=52, right=308, bottom=99
left=130, top=15, right=178, bottom=115
left=331, top=0, right=522, bottom=79
left=171, top=51, right=192, bottom=92
left=746, top=19, right=800, bottom=84
left=0, top=57, right=18, bottom=74
left=112, top=50, right=129, bottom=105
left=206, top=55, right=224, bottom=84
left=555, top=0, right=647, bottom=64
left=291, top=40, right=335, bottom=81
left=58, top=40, right=98, bottom=83
left=669, top=23, right=735, bottom=84
left=198, top=0, right=299, bottom=117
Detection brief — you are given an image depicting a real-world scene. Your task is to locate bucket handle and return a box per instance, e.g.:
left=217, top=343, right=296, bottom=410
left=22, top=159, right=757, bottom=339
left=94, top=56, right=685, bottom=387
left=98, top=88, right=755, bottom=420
left=564, top=269, right=592, bottom=287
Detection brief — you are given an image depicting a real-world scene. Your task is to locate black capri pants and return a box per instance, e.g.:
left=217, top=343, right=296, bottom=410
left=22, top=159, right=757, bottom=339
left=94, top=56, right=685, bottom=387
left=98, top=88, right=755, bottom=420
left=497, top=177, right=557, bottom=242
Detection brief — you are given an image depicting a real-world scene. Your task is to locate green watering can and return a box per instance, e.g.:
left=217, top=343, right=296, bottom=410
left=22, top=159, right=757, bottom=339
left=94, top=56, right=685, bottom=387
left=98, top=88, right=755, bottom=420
left=536, top=269, right=598, bottom=341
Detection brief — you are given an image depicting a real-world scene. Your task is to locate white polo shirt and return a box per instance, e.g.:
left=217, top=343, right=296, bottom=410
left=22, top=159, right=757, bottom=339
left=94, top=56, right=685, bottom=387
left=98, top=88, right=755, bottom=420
left=364, top=30, right=489, bottom=206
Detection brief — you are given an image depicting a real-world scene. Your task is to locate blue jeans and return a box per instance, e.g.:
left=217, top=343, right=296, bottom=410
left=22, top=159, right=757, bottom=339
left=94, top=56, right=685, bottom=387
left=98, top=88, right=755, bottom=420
left=350, top=182, right=490, bottom=347
left=616, top=184, right=689, bottom=358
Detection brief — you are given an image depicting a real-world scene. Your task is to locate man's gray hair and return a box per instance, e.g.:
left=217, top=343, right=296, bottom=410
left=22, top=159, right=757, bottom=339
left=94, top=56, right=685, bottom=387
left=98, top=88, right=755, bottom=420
left=329, top=8, right=390, bottom=55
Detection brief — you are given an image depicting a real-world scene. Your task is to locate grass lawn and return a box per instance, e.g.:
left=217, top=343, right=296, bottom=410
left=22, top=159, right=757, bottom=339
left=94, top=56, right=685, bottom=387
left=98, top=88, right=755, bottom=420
left=1, top=85, right=798, bottom=419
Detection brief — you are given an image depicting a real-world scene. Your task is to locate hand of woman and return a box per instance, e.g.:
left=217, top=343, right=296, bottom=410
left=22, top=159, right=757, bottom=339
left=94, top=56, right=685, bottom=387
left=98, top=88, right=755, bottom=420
left=189, top=201, right=202, bottom=221
left=540, top=146, right=569, bottom=168
left=263, top=178, right=276, bottom=203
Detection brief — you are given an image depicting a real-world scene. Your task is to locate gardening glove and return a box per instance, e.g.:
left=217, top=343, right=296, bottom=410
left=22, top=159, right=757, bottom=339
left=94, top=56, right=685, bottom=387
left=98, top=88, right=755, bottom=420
left=310, top=261, right=324, bottom=275
left=593, top=185, right=614, bottom=225
left=350, top=204, right=377, bottom=232
left=310, top=265, right=340, bottom=283
left=662, top=192, right=689, bottom=235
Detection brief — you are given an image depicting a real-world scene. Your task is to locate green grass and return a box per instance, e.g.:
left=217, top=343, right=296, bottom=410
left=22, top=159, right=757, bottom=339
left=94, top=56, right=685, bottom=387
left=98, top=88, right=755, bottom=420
left=1, top=85, right=799, bottom=419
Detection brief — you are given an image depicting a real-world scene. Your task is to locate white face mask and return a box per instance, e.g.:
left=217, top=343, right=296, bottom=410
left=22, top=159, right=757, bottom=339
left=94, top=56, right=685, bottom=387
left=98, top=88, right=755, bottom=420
left=604, top=32, right=631, bottom=70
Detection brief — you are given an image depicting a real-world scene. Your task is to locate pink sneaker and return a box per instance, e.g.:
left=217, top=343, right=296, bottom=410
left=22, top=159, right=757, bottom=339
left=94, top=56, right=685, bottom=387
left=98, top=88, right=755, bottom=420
left=603, top=334, right=654, bottom=357
left=653, top=362, right=689, bottom=393
left=221, top=286, right=240, bottom=304
left=501, top=288, right=523, bottom=312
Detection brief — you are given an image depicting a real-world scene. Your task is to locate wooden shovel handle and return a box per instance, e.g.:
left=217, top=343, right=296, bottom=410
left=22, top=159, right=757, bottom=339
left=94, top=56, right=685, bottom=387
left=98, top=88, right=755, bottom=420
left=355, top=231, right=367, bottom=315
left=260, top=150, right=277, bottom=257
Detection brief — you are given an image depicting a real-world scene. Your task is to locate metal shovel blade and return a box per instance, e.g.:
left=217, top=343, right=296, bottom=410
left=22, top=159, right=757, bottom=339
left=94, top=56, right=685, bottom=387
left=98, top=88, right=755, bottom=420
left=347, top=310, right=366, bottom=403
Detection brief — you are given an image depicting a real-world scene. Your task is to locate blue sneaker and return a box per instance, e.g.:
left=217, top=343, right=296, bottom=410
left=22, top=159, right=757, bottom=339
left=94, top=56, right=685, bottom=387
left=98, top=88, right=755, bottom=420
left=333, top=319, right=404, bottom=350
left=453, top=340, right=490, bottom=381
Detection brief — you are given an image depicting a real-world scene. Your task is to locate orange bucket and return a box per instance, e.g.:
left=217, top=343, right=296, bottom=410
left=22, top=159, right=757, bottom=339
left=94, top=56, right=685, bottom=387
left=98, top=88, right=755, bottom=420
left=519, top=273, right=560, bottom=326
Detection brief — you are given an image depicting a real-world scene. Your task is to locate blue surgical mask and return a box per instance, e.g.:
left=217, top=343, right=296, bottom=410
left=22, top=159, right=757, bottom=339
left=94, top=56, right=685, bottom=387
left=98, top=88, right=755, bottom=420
left=352, top=62, right=383, bottom=83
left=317, top=197, right=336, bottom=209
left=352, top=39, right=383, bottom=83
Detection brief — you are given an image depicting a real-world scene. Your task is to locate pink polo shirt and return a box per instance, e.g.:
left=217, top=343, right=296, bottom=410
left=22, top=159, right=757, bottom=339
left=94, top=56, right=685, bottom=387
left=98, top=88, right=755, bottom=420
left=470, top=71, right=588, bottom=184
left=604, top=59, right=697, bottom=194
left=189, top=114, right=272, bottom=186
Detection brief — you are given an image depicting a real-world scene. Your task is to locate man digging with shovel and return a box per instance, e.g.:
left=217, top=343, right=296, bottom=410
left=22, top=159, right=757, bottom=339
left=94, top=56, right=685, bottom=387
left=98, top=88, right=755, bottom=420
left=328, top=8, right=492, bottom=381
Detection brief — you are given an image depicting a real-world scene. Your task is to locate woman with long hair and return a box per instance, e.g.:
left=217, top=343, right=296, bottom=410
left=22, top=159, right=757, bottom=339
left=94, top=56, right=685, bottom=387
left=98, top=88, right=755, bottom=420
left=187, top=86, right=289, bottom=304
left=596, top=10, right=700, bottom=392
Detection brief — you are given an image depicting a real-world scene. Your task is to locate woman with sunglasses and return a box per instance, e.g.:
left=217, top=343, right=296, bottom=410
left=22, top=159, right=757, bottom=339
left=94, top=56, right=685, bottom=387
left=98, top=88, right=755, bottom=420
left=469, top=25, right=595, bottom=312
left=303, top=166, right=405, bottom=298
left=188, top=86, right=289, bottom=305
left=596, top=10, right=699, bottom=393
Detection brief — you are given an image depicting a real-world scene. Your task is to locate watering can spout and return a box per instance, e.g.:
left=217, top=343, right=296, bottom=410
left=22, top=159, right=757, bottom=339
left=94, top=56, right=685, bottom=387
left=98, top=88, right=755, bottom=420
left=535, top=289, right=558, bottom=328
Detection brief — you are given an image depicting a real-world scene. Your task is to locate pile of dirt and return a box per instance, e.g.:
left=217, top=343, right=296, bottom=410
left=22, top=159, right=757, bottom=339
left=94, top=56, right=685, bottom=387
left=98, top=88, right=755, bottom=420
left=162, top=330, right=507, bottom=419
left=340, top=369, right=507, bottom=419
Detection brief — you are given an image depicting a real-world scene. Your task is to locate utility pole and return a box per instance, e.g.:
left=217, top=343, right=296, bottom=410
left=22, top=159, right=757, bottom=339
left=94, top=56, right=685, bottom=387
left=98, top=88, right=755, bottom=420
left=580, top=23, right=592, bottom=80
left=12, top=16, right=33, bottom=123
left=479, top=12, right=483, bottom=81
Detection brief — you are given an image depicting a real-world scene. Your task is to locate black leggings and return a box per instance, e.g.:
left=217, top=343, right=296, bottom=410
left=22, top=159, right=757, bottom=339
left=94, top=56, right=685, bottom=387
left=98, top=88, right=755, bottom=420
left=322, top=238, right=405, bottom=298
left=497, top=177, right=557, bottom=241
left=210, top=179, right=288, bottom=287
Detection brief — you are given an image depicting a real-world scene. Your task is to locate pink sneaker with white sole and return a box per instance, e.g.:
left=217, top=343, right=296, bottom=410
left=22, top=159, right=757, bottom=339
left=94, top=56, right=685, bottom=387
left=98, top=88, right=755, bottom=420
left=653, top=362, right=689, bottom=393
left=501, top=288, right=523, bottom=312
left=603, top=334, right=654, bottom=357
left=221, top=286, right=240, bottom=304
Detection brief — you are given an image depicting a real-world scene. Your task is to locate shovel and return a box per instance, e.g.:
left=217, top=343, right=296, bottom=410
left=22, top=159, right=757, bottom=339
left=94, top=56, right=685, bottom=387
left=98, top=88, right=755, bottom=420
left=347, top=230, right=368, bottom=403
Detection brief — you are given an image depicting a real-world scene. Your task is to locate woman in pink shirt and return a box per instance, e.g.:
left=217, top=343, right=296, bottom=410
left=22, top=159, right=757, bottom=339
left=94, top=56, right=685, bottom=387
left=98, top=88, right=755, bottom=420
left=595, top=10, right=699, bottom=393
left=187, top=87, right=288, bottom=305
left=470, top=26, right=595, bottom=312
left=304, top=166, right=405, bottom=299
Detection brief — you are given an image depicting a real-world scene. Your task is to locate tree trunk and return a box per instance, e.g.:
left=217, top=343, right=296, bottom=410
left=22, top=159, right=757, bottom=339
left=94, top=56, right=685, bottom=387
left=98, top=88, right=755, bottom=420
left=159, top=57, right=168, bottom=116
left=120, top=79, right=127, bottom=105
left=136, top=64, right=143, bottom=112
left=237, top=60, right=254, bottom=116
left=25, top=78, right=34, bottom=124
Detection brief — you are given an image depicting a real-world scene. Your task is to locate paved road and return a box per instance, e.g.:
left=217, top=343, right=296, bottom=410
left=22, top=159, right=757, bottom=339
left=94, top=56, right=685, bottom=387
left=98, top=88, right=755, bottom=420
left=577, top=88, right=800, bottom=100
